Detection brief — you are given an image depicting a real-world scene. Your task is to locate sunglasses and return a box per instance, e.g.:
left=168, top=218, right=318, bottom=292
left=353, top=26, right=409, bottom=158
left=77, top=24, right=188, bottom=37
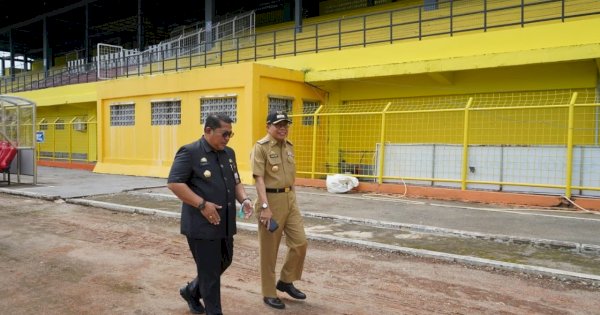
left=213, top=130, right=234, bottom=138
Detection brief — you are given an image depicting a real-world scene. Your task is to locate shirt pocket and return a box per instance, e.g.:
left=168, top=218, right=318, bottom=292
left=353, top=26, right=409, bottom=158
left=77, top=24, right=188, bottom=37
left=268, top=156, right=282, bottom=167
left=286, top=153, right=295, bottom=165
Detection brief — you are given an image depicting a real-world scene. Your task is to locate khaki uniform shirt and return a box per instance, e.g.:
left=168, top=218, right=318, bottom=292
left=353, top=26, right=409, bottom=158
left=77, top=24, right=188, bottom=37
left=251, top=134, right=295, bottom=188
left=251, top=135, right=306, bottom=298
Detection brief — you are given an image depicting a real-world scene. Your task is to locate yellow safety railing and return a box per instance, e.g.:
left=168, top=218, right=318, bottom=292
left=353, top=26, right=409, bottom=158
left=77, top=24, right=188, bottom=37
left=289, top=89, right=600, bottom=198
left=36, top=116, right=97, bottom=163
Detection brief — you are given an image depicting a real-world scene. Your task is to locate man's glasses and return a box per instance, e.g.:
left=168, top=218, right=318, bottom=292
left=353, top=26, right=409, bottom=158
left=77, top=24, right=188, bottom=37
left=214, top=130, right=235, bottom=138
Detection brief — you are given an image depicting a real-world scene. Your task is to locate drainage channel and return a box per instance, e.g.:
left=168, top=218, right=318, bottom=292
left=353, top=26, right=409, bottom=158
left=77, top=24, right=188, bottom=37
left=72, top=191, right=600, bottom=280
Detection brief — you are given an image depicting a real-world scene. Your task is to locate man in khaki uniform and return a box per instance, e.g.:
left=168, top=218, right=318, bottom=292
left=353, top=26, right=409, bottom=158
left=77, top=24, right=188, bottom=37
left=251, top=111, right=308, bottom=310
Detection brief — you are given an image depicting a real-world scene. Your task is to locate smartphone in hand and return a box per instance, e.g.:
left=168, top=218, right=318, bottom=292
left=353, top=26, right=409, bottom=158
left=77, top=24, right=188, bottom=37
left=268, top=218, right=279, bottom=232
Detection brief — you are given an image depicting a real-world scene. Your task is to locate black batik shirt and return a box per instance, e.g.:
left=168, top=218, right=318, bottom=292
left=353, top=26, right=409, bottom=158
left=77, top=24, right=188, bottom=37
left=167, top=136, right=240, bottom=239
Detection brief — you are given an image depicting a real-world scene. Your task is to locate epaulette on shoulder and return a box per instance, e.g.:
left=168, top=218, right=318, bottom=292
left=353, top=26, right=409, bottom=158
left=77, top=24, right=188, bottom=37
left=257, top=138, right=270, bottom=144
left=286, top=139, right=294, bottom=146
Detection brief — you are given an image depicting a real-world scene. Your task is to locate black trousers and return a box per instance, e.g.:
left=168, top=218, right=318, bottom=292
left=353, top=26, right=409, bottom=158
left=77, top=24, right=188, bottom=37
left=186, top=237, right=233, bottom=315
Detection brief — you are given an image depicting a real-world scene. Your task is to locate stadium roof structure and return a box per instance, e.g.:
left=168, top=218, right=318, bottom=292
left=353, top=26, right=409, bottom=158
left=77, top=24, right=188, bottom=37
left=0, top=0, right=261, bottom=60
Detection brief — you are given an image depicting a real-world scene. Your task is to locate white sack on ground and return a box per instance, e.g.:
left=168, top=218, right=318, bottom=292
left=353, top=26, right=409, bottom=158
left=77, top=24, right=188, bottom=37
left=326, top=174, right=359, bottom=193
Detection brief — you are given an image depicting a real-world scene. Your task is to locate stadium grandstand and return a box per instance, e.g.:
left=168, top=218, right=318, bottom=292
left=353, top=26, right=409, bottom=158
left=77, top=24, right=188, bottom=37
left=1, top=0, right=600, bottom=204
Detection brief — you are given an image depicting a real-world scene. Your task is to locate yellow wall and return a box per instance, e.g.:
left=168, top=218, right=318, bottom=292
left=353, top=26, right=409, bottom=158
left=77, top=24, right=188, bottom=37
left=16, top=82, right=98, bottom=107
left=14, top=82, right=98, bottom=162
left=255, top=67, right=328, bottom=176
left=94, top=63, right=325, bottom=181
left=95, top=64, right=252, bottom=178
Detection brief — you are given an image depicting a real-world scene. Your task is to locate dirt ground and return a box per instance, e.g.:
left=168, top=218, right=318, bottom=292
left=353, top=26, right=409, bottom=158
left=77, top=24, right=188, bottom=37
left=1, top=194, right=599, bottom=315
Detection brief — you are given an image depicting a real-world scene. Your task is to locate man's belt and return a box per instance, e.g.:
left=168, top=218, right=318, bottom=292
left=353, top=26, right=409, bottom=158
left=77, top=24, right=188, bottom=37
left=265, top=187, right=292, bottom=193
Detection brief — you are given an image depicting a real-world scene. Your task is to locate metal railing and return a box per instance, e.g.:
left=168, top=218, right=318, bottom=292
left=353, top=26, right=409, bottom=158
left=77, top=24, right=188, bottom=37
left=0, top=63, right=98, bottom=94
left=97, top=11, right=256, bottom=79
left=288, top=90, right=600, bottom=198
left=36, top=117, right=97, bottom=163
left=1, top=0, right=599, bottom=92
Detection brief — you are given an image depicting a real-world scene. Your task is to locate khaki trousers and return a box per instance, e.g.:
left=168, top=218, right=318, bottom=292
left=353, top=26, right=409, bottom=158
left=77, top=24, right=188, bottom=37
left=258, top=190, right=308, bottom=297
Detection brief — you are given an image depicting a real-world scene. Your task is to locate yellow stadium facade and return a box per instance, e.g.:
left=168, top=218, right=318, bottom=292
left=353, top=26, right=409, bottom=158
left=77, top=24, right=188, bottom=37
left=9, top=0, right=600, bottom=206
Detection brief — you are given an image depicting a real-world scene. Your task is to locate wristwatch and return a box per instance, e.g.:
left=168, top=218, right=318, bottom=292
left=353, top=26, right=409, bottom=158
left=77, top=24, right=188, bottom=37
left=261, top=202, right=268, bottom=209
left=198, top=199, right=206, bottom=210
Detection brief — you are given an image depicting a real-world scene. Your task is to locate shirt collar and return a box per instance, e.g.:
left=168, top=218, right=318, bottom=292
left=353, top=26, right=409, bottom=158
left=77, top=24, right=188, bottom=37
left=200, top=136, right=219, bottom=153
left=266, top=134, right=292, bottom=147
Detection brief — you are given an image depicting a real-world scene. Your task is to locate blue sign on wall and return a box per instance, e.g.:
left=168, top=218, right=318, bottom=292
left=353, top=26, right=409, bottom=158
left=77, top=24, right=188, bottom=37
left=36, top=131, right=45, bottom=143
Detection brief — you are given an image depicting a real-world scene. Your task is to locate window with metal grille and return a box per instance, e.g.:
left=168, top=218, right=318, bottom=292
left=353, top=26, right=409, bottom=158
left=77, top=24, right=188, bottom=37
left=55, top=119, right=65, bottom=130
left=39, top=119, right=48, bottom=130
left=110, top=103, right=135, bottom=126
left=151, top=100, right=181, bottom=125
left=302, top=100, right=319, bottom=126
left=200, top=96, right=237, bottom=124
left=268, top=96, right=293, bottom=114
left=424, top=0, right=438, bottom=11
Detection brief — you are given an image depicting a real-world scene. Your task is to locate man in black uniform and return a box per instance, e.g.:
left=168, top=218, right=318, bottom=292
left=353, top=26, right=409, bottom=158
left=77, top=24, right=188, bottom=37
left=168, top=113, right=253, bottom=315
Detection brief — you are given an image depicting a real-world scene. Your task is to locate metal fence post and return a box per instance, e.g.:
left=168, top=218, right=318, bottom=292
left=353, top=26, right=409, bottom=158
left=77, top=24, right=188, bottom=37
left=389, top=11, right=394, bottom=44
left=521, top=0, right=525, bottom=27
left=484, top=0, right=488, bottom=31
left=69, top=118, right=75, bottom=162
left=150, top=51, right=153, bottom=75
left=316, top=24, right=319, bottom=53
left=293, top=29, right=297, bottom=56
left=363, top=16, right=367, bottom=47
left=377, top=102, right=392, bottom=184
left=450, top=0, right=454, bottom=36
left=52, top=123, right=56, bottom=161
left=310, top=105, right=324, bottom=179
left=338, top=19, right=342, bottom=49
left=273, top=32, right=277, bottom=59
left=565, top=92, right=578, bottom=198
left=461, top=98, right=474, bottom=190
left=220, top=40, right=223, bottom=65
left=419, top=7, right=423, bottom=40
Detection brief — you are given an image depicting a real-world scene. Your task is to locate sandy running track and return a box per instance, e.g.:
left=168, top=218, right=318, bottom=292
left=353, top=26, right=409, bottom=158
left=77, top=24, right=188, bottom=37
left=0, top=194, right=598, bottom=315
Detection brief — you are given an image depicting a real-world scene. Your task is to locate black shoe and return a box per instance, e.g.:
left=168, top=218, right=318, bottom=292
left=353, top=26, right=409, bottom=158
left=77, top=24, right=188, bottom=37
left=180, top=286, right=205, bottom=314
left=263, top=297, right=285, bottom=309
left=276, top=281, right=307, bottom=300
